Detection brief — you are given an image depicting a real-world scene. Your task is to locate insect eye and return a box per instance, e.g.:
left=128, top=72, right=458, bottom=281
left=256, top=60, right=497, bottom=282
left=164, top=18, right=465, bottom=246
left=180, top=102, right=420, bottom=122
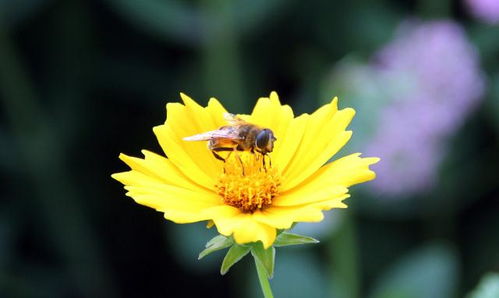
left=256, top=130, right=271, bottom=149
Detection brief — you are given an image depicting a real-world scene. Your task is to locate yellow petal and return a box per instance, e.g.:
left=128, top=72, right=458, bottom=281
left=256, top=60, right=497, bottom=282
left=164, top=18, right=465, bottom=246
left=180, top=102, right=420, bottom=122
left=273, top=185, right=349, bottom=207
left=130, top=192, right=217, bottom=223
left=152, top=95, right=229, bottom=189
left=207, top=97, right=231, bottom=127
left=116, top=151, right=210, bottom=193
left=252, top=205, right=325, bottom=229
left=297, top=153, right=379, bottom=190
left=213, top=214, right=277, bottom=248
left=246, top=92, right=298, bottom=171
left=272, top=113, right=308, bottom=173
left=153, top=124, right=217, bottom=190
left=273, top=153, right=378, bottom=206
left=281, top=98, right=356, bottom=191
left=163, top=210, right=213, bottom=224
left=115, top=177, right=221, bottom=223
left=180, top=93, right=227, bottom=134
left=200, top=205, right=241, bottom=219
left=307, top=196, right=349, bottom=210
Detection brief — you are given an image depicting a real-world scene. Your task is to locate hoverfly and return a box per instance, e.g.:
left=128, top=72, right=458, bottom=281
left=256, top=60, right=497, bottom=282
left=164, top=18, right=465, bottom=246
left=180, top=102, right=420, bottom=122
left=183, top=113, right=277, bottom=166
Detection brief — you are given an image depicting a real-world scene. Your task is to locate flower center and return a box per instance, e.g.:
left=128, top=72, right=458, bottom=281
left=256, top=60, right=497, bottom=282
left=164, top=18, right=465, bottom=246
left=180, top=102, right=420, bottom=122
left=215, top=152, right=280, bottom=213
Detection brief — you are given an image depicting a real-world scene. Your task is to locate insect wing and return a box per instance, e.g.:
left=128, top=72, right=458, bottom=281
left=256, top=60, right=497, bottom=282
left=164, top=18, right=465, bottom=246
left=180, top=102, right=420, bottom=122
left=224, top=113, right=248, bottom=125
left=183, top=128, right=242, bottom=141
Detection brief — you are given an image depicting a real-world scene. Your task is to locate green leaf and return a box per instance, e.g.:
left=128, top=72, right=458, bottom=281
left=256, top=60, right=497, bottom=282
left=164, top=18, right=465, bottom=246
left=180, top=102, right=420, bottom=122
left=273, top=232, right=319, bottom=247
left=198, top=235, right=233, bottom=260
left=251, top=242, right=276, bottom=279
left=220, top=244, right=251, bottom=275
left=369, top=243, right=458, bottom=298
left=468, top=273, right=499, bottom=298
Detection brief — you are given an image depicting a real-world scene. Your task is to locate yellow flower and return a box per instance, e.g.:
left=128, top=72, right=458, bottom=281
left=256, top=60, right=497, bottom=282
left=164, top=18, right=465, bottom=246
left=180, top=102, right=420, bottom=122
left=112, top=92, right=379, bottom=248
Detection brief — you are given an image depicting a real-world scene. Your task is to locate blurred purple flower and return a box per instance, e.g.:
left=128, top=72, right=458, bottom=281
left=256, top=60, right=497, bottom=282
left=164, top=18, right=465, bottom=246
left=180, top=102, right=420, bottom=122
left=365, top=20, right=485, bottom=197
left=465, top=0, right=499, bottom=24
left=367, top=100, right=445, bottom=195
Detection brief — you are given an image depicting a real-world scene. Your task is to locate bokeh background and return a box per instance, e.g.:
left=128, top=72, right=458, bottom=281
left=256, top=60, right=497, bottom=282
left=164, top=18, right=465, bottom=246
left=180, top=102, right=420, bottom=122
left=1, top=0, right=499, bottom=297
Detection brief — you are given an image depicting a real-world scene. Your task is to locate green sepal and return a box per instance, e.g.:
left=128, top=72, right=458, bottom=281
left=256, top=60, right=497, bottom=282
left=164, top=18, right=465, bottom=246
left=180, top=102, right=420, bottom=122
left=273, top=232, right=319, bottom=247
left=251, top=242, right=276, bottom=279
left=198, top=235, right=234, bottom=260
left=220, top=244, right=251, bottom=275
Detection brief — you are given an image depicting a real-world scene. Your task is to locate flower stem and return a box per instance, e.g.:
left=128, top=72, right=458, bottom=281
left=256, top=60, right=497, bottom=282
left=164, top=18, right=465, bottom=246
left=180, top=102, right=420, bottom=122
left=328, top=213, right=359, bottom=298
left=254, top=258, right=274, bottom=298
left=200, top=0, right=246, bottom=111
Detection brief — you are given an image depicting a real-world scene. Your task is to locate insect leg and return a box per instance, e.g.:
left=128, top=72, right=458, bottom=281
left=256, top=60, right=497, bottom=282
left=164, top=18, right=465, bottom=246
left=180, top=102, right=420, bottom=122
left=227, top=148, right=245, bottom=176
left=211, top=151, right=226, bottom=162
left=236, top=153, right=245, bottom=176
left=211, top=147, right=235, bottom=162
left=212, top=147, right=235, bottom=174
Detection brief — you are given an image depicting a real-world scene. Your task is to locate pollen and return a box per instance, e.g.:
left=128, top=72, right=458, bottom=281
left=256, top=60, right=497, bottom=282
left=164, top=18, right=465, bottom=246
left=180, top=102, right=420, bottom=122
left=216, top=152, right=280, bottom=213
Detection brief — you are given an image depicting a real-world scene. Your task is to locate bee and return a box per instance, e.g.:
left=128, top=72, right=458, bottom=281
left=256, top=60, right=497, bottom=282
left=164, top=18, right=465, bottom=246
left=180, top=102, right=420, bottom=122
left=183, top=113, right=277, bottom=164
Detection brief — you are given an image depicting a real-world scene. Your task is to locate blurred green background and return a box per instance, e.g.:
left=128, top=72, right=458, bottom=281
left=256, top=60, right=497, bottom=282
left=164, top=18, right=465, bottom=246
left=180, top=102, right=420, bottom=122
left=1, top=0, right=499, bottom=297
